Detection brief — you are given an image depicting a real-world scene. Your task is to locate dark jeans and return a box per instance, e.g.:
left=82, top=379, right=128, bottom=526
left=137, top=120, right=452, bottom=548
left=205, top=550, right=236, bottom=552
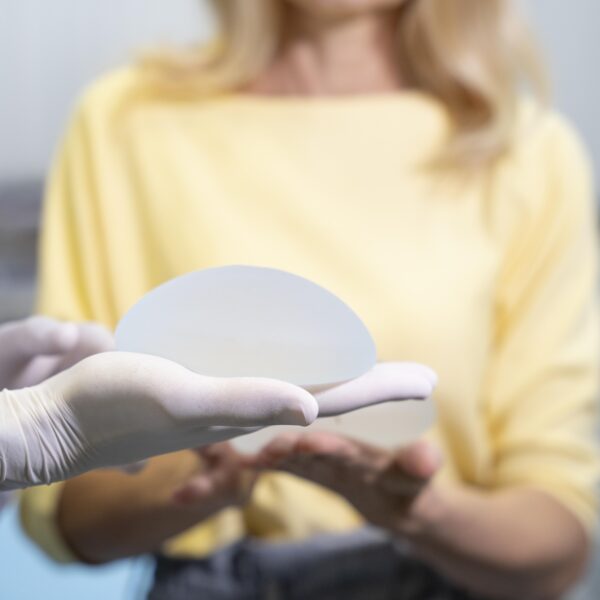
left=148, top=527, right=475, bottom=600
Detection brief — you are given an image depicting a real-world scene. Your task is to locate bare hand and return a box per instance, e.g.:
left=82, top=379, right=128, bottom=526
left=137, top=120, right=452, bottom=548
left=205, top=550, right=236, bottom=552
left=171, top=443, right=256, bottom=512
left=255, top=432, right=442, bottom=536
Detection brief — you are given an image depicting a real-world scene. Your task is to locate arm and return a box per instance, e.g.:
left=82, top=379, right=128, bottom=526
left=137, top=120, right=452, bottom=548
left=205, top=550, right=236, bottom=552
left=409, top=115, right=600, bottom=598
left=258, top=432, right=588, bottom=600
left=411, top=484, right=588, bottom=599
left=36, top=98, right=113, bottom=326
left=56, top=449, right=247, bottom=562
left=258, top=116, right=600, bottom=599
left=50, top=363, right=436, bottom=563
left=425, top=119, right=600, bottom=597
left=1, top=351, right=319, bottom=491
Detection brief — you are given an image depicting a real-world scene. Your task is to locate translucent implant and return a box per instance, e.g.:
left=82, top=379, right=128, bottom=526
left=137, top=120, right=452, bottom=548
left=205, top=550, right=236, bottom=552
left=116, top=265, right=436, bottom=451
left=116, top=265, right=377, bottom=388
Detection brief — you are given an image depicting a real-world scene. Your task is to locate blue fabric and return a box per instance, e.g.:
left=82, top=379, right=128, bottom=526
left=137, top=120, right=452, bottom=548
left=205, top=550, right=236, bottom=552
left=148, top=528, right=474, bottom=600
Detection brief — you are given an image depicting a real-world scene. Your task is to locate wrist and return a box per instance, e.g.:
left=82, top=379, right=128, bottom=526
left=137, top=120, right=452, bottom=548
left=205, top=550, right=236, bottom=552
left=0, top=387, right=48, bottom=489
left=0, top=389, right=17, bottom=489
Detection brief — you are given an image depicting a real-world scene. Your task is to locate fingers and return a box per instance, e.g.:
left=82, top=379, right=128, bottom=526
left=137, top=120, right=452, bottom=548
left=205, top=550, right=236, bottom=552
left=1, top=317, right=79, bottom=361
left=172, top=470, right=256, bottom=506
left=375, top=441, right=442, bottom=497
left=0, top=317, right=82, bottom=389
left=55, top=322, right=115, bottom=370
left=399, top=362, right=439, bottom=387
left=172, top=443, right=256, bottom=507
left=293, top=431, right=383, bottom=465
left=392, top=440, right=443, bottom=481
left=172, top=476, right=216, bottom=505
left=257, top=431, right=384, bottom=472
left=255, top=432, right=391, bottom=501
left=256, top=433, right=442, bottom=500
left=195, top=442, right=239, bottom=467
left=255, top=432, right=303, bottom=467
left=315, top=362, right=437, bottom=418
left=193, top=375, right=319, bottom=428
left=65, top=351, right=318, bottom=429
left=172, top=445, right=235, bottom=504
left=0, top=318, right=115, bottom=390
left=255, top=433, right=341, bottom=489
left=73, top=322, right=115, bottom=354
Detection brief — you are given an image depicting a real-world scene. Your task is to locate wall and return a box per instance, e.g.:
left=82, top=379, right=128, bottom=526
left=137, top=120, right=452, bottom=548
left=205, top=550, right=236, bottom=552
left=521, top=0, right=600, bottom=180
left=1, top=1, right=599, bottom=182
left=0, top=0, right=212, bottom=181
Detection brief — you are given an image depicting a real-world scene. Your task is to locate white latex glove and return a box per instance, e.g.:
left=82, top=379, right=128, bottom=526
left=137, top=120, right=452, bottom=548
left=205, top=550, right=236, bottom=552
left=315, top=362, right=438, bottom=417
left=0, top=316, right=114, bottom=390
left=167, top=362, right=438, bottom=505
left=0, top=317, right=114, bottom=507
left=0, top=352, right=320, bottom=490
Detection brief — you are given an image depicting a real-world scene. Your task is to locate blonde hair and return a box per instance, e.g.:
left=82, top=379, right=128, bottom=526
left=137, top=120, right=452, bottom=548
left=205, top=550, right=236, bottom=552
left=147, top=0, right=548, bottom=165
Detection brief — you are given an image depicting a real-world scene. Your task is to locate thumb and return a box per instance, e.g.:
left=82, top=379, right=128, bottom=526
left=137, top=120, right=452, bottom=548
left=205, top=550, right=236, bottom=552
left=377, top=441, right=442, bottom=496
left=316, top=362, right=437, bottom=418
left=394, top=440, right=443, bottom=481
left=55, top=322, right=115, bottom=369
left=203, top=377, right=319, bottom=428
left=65, top=352, right=319, bottom=430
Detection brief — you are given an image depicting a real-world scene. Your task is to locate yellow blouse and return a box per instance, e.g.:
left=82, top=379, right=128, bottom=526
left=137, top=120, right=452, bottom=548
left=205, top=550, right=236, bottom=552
left=21, top=66, right=600, bottom=561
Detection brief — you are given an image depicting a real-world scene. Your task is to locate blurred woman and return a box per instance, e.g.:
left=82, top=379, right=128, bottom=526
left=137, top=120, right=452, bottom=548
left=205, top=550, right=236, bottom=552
left=22, top=0, right=599, bottom=598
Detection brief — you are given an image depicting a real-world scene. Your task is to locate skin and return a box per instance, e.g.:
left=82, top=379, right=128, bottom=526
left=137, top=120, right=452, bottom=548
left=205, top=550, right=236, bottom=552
left=56, top=1, right=590, bottom=597
left=250, top=1, right=406, bottom=96
left=254, top=432, right=588, bottom=599
left=57, top=364, right=433, bottom=559
left=58, top=445, right=255, bottom=561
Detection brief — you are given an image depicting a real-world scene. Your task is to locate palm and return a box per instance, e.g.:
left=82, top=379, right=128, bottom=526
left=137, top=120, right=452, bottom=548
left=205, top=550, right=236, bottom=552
left=255, top=432, right=441, bottom=534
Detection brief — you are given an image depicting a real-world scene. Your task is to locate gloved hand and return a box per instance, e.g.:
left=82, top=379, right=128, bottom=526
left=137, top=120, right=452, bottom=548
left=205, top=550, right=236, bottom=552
left=0, top=351, right=436, bottom=491
left=164, top=362, right=438, bottom=506
left=314, top=362, right=437, bottom=417
left=0, top=316, right=115, bottom=507
left=0, top=316, right=114, bottom=390
left=0, top=351, right=319, bottom=490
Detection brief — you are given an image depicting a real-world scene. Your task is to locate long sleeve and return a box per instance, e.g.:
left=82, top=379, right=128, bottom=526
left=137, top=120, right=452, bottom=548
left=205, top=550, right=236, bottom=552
left=485, top=116, right=600, bottom=531
left=21, top=95, right=120, bottom=563
left=37, top=103, right=115, bottom=326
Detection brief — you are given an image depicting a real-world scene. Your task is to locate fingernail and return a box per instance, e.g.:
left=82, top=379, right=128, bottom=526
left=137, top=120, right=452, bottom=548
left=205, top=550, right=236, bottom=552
left=421, top=367, right=439, bottom=387
left=280, top=392, right=318, bottom=426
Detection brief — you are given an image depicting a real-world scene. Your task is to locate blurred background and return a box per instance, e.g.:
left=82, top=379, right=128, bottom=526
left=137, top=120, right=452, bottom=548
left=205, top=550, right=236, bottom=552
left=0, top=1, right=599, bottom=598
